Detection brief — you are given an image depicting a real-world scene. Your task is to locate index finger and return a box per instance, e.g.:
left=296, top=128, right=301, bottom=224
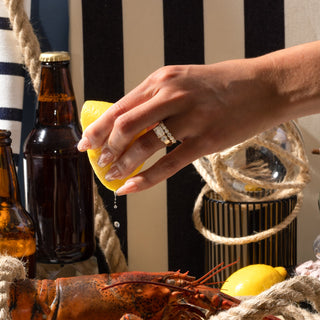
left=79, top=78, right=154, bottom=151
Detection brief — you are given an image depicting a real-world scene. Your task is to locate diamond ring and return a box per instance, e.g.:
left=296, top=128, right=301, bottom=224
left=153, top=121, right=177, bottom=146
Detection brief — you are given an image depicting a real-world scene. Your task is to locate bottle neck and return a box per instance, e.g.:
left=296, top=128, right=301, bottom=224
left=37, top=61, right=79, bottom=126
left=0, top=144, right=20, bottom=204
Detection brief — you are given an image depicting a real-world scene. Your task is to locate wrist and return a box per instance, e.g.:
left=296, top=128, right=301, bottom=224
left=255, top=41, right=320, bottom=122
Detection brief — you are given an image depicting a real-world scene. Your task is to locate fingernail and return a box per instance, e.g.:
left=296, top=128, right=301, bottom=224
left=105, top=166, right=122, bottom=181
left=116, top=180, right=138, bottom=195
left=98, top=150, right=114, bottom=167
left=78, top=136, right=91, bottom=151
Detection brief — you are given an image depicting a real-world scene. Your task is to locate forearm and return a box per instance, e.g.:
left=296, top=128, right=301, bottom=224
left=254, top=40, right=320, bottom=122
left=78, top=41, right=320, bottom=195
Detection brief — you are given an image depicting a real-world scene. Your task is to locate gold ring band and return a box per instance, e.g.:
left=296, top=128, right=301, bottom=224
left=153, top=121, right=177, bottom=146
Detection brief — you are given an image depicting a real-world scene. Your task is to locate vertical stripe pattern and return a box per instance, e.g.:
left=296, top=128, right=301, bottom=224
left=0, top=2, right=26, bottom=165
left=163, top=0, right=206, bottom=278
left=202, top=0, right=245, bottom=277
left=244, top=0, right=285, bottom=58
left=203, top=0, right=245, bottom=64
left=68, top=0, right=320, bottom=272
left=82, top=0, right=128, bottom=258
left=122, top=0, right=168, bottom=271
left=284, top=0, right=320, bottom=263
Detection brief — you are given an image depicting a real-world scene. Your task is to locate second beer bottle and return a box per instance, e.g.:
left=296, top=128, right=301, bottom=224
left=24, top=51, right=95, bottom=264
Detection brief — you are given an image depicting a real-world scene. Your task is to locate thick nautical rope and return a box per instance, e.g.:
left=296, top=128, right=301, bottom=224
left=94, top=183, right=127, bottom=272
left=3, top=0, right=128, bottom=273
left=3, top=0, right=41, bottom=92
left=0, top=255, right=319, bottom=320
left=0, top=256, right=25, bottom=320
left=210, top=275, right=320, bottom=320
left=193, top=184, right=304, bottom=245
left=193, top=121, right=310, bottom=244
left=193, top=122, right=309, bottom=202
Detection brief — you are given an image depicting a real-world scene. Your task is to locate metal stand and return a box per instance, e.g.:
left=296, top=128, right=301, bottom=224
left=202, top=191, right=297, bottom=281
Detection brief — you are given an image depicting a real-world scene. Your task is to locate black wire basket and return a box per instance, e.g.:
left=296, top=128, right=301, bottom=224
left=202, top=190, right=297, bottom=281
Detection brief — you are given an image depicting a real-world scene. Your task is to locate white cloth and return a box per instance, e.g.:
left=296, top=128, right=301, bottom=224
left=0, top=0, right=30, bottom=157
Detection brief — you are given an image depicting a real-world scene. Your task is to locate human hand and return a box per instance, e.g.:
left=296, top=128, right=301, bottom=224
left=77, top=61, right=281, bottom=195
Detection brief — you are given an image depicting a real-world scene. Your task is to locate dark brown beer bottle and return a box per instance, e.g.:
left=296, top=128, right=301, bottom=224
left=0, top=130, right=36, bottom=277
left=23, top=51, right=95, bottom=264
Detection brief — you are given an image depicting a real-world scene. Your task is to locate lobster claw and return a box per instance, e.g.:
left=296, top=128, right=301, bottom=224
left=211, top=292, right=240, bottom=311
left=161, top=300, right=209, bottom=320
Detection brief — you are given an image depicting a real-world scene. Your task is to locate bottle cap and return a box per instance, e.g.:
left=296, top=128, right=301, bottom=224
left=39, top=51, right=70, bottom=62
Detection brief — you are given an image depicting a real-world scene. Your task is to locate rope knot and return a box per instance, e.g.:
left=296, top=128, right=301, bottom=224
left=193, top=121, right=310, bottom=245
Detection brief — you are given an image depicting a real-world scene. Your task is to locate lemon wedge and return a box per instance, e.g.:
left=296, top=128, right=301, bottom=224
left=80, top=100, right=145, bottom=191
left=221, top=264, right=287, bottom=296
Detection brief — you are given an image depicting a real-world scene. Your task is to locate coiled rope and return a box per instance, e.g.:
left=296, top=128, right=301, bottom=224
left=192, top=122, right=310, bottom=244
left=2, top=0, right=128, bottom=273
left=3, top=0, right=41, bottom=92
left=210, top=274, right=320, bottom=320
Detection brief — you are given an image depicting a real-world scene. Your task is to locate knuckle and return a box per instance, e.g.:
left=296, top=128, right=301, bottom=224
left=110, top=101, right=127, bottom=119
left=117, top=158, right=136, bottom=177
left=113, top=114, right=133, bottom=136
left=135, top=135, right=155, bottom=154
left=149, top=66, right=179, bottom=86
left=83, top=125, right=105, bottom=146
left=128, top=175, right=152, bottom=193
left=108, top=116, right=134, bottom=153
left=145, top=65, right=189, bottom=100
left=149, top=65, right=180, bottom=84
left=134, top=174, right=153, bottom=191
left=115, top=159, right=128, bottom=175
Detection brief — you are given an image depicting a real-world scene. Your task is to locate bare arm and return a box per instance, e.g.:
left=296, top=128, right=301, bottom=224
left=78, top=40, right=320, bottom=195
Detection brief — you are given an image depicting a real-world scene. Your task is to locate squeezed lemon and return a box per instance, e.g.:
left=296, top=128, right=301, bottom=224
left=221, top=264, right=287, bottom=296
left=80, top=100, right=145, bottom=191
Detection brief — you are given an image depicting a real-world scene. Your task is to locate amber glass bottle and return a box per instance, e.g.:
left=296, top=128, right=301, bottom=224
left=0, top=130, right=36, bottom=277
left=24, top=51, right=95, bottom=264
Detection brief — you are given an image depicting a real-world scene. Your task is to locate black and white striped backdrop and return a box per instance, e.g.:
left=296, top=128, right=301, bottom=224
left=1, top=0, right=320, bottom=275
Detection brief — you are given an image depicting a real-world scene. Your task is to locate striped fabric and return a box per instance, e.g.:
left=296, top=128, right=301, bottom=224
left=77, top=0, right=289, bottom=276
left=70, top=0, right=320, bottom=275
left=6, top=0, right=320, bottom=274
left=0, top=1, right=31, bottom=165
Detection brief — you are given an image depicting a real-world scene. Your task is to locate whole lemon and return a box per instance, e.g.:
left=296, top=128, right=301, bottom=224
left=80, top=100, right=146, bottom=191
left=220, top=264, right=287, bottom=296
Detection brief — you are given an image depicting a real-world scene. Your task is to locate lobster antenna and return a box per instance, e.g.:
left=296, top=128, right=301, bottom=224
left=201, top=260, right=239, bottom=285
left=192, top=262, right=225, bottom=285
left=195, top=260, right=239, bottom=285
left=103, top=280, right=196, bottom=294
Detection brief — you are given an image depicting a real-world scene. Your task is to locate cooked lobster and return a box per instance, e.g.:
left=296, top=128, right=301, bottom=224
left=9, top=263, right=280, bottom=320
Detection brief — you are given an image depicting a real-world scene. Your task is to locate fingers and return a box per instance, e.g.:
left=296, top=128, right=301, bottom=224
left=104, top=128, right=163, bottom=181
left=78, top=76, right=156, bottom=151
left=76, top=64, right=214, bottom=196
left=90, top=94, right=184, bottom=173
left=78, top=89, right=174, bottom=158
left=78, top=65, right=190, bottom=155
left=106, top=95, right=171, bottom=157
left=104, top=118, right=178, bottom=181
left=115, top=139, right=200, bottom=195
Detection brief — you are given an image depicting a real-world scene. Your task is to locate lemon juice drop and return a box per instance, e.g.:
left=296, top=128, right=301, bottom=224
left=113, top=191, right=118, bottom=209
